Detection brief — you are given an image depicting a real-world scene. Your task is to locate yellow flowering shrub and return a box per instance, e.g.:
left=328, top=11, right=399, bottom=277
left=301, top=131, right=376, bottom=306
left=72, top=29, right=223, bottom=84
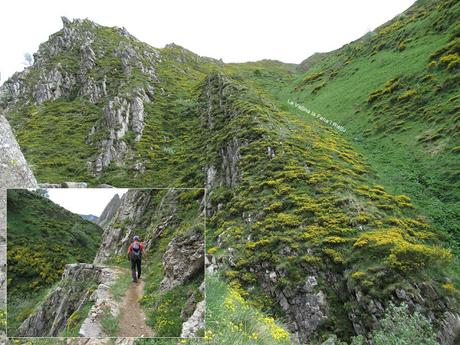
left=354, top=228, right=452, bottom=271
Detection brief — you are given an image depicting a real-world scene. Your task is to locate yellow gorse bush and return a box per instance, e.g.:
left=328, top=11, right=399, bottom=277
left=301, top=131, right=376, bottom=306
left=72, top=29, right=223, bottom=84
left=261, top=316, right=291, bottom=341
left=354, top=227, right=452, bottom=271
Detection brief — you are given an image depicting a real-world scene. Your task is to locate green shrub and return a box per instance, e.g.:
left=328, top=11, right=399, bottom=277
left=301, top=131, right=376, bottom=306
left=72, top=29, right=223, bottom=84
left=371, top=303, right=439, bottom=345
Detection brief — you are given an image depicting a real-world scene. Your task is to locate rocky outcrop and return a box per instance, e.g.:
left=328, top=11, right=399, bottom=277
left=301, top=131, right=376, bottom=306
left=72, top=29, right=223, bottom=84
left=180, top=300, right=205, bottom=338
left=34, top=65, right=77, bottom=104
left=220, top=137, right=243, bottom=187
left=95, top=189, right=182, bottom=264
left=0, top=17, right=160, bottom=176
left=202, top=74, right=248, bottom=220
left=78, top=268, right=123, bottom=337
left=97, top=194, right=121, bottom=228
left=17, top=264, right=108, bottom=337
left=258, top=268, right=328, bottom=343
left=0, top=114, right=37, bottom=191
left=160, top=226, right=205, bottom=291
left=180, top=281, right=206, bottom=338
left=92, top=91, right=150, bottom=173
left=15, top=264, right=124, bottom=338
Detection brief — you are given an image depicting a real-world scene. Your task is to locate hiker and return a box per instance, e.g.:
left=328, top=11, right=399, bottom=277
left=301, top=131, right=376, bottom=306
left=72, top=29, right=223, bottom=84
left=128, top=235, right=144, bottom=283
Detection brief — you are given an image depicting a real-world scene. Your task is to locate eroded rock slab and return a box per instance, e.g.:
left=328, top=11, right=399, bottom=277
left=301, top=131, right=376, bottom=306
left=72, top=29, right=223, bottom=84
left=79, top=267, right=122, bottom=337
left=16, top=264, right=111, bottom=337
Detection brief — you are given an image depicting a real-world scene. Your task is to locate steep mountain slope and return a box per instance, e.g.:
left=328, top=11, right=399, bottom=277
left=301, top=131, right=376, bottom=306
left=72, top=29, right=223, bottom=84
left=0, top=17, right=217, bottom=186
left=279, top=0, right=460, bottom=249
left=200, top=72, right=458, bottom=343
left=0, top=4, right=458, bottom=344
left=6, top=189, right=103, bottom=334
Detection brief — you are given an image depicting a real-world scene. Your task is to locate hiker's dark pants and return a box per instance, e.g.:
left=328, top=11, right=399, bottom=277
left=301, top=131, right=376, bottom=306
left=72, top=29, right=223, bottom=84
left=131, top=257, right=141, bottom=280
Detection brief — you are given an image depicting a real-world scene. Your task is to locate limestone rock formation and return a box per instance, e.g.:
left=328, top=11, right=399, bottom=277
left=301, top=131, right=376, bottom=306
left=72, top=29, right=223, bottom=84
left=16, top=264, right=112, bottom=337
left=97, top=194, right=121, bottom=228
left=0, top=17, right=159, bottom=176
left=160, top=226, right=205, bottom=291
left=180, top=300, right=205, bottom=338
left=0, top=114, right=37, bottom=190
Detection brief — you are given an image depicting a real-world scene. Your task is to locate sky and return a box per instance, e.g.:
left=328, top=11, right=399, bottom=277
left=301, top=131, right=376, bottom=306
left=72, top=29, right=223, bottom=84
left=46, top=188, right=128, bottom=217
left=0, top=0, right=416, bottom=83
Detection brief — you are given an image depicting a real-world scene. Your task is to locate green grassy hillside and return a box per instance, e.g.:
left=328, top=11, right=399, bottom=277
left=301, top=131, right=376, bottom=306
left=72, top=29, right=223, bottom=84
left=275, top=0, right=459, bottom=250
left=7, top=189, right=103, bottom=331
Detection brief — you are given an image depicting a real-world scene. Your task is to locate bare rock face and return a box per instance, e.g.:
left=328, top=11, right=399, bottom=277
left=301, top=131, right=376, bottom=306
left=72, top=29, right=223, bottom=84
left=0, top=116, right=37, bottom=246
left=34, top=65, right=77, bottom=104
left=97, top=194, right=121, bottom=228
left=260, top=269, right=328, bottom=343
left=0, top=114, right=37, bottom=190
left=160, top=226, right=204, bottom=291
left=92, top=90, right=150, bottom=173
left=220, top=137, right=242, bottom=187
left=180, top=300, right=205, bottom=338
left=0, top=114, right=37, bottom=337
left=94, top=190, right=152, bottom=264
left=95, top=189, right=181, bottom=264
left=17, top=264, right=103, bottom=337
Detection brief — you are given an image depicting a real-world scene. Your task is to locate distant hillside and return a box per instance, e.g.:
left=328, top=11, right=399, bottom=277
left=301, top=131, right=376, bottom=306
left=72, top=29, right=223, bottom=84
left=79, top=214, right=99, bottom=222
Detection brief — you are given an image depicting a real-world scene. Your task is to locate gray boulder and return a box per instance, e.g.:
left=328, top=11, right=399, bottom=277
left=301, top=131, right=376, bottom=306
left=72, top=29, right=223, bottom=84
left=160, top=226, right=204, bottom=291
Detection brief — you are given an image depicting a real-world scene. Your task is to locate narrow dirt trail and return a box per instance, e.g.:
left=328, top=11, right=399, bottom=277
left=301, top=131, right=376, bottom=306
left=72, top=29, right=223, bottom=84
left=118, top=279, right=154, bottom=337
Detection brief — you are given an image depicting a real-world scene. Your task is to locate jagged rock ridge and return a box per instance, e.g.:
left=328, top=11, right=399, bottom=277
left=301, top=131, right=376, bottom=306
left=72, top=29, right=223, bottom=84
left=96, top=193, right=121, bottom=228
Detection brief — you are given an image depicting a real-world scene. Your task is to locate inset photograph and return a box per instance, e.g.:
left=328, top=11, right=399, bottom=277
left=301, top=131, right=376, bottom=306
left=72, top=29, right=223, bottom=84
left=7, top=188, right=205, bottom=338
